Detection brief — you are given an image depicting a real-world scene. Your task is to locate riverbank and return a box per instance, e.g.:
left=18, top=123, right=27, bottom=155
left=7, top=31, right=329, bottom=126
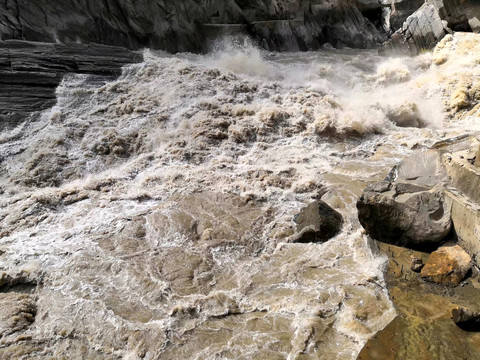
left=358, top=241, right=480, bottom=360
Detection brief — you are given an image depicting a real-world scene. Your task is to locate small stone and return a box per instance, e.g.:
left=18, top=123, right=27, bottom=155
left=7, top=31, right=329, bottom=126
left=410, top=256, right=424, bottom=272
left=420, top=245, right=472, bottom=286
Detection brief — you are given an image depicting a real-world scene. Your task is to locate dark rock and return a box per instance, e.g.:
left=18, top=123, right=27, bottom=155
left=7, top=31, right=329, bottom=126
left=358, top=150, right=455, bottom=249
left=382, top=0, right=480, bottom=55
left=293, top=200, right=343, bottom=243
left=0, top=0, right=390, bottom=53
left=452, top=306, right=480, bottom=331
left=420, top=244, right=472, bottom=286
left=410, top=256, right=424, bottom=272
left=381, top=4, right=446, bottom=55
left=357, top=185, right=451, bottom=249
left=0, top=40, right=142, bottom=130
left=432, top=0, right=480, bottom=33
left=389, top=0, right=426, bottom=31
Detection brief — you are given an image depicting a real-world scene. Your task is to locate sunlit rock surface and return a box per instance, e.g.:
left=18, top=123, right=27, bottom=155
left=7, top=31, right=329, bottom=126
left=383, top=0, right=480, bottom=55
left=420, top=244, right=472, bottom=286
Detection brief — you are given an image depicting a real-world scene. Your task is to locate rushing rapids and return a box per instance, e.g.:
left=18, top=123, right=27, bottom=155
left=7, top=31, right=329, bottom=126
left=0, top=33, right=480, bottom=359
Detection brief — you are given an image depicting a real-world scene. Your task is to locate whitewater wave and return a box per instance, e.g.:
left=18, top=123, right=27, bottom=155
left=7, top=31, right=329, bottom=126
left=0, top=33, right=480, bottom=359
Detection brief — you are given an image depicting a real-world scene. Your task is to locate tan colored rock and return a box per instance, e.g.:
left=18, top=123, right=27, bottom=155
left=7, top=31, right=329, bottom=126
left=420, top=244, right=472, bottom=286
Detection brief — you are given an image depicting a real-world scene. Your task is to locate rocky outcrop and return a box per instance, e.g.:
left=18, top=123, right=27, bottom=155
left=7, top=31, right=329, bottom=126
left=358, top=242, right=480, bottom=359
left=383, top=0, right=480, bottom=55
left=0, top=0, right=391, bottom=53
left=357, top=151, right=452, bottom=249
left=358, top=134, right=480, bottom=261
left=381, top=4, right=447, bottom=55
left=0, top=0, right=477, bottom=55
left=357, top=183, right=452, bottom=249
left=0, top=40, right=142, bottom=129
left=293, top=200, right=343, bottom=243
left=420, top=244, right=472, bottom=286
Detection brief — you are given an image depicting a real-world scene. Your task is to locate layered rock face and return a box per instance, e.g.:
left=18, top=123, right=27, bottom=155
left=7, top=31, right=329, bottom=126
left=0, top=0, right=390, bottom=52
left=0, top=40, right=142, bottom=130
left=383, top=0, right=480, bottom=55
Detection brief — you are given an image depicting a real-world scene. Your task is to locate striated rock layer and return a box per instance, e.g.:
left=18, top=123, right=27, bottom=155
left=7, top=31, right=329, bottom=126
left=0, top=40, right=142, bottom=129
left=383, top=0, right=480, bottom=55
left=0, top=0, right=391, bottom=52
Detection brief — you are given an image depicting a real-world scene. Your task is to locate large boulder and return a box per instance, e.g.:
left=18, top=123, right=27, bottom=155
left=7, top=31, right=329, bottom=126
left=357, top=183, right=452, bottom=249
left=357, top=150, right=452, bottom=249
left=293, top=200, right=343, bottom=243
left=420, top=244, right=472, bottom=286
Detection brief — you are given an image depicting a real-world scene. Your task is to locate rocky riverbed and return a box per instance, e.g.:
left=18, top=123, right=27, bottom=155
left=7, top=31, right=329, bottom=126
left=358, top=242, right=480, bottom=360
left=0, top=15, right=480, bottom=360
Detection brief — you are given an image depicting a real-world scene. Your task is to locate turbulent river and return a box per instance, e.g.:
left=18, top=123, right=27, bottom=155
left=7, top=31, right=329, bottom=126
left=0, top=34, right=479, bottom=359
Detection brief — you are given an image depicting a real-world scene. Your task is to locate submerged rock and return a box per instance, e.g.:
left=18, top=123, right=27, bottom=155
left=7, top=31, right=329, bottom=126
left=293, top=200, right=343, bottom=243
left=420, top=244, right=472, bottom=286
left=358, top=242, right=480, bottom=359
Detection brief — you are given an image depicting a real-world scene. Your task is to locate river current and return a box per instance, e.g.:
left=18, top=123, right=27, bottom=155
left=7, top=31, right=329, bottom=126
left=0, top=35, right=479, bottom=359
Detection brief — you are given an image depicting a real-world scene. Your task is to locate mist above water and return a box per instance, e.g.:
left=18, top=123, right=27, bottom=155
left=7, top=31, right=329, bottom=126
left=0, top=34, right=479, bottom=359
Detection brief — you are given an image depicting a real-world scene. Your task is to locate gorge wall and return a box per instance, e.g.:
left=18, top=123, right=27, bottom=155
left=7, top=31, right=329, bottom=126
left=0, top=1, right=478, bottom=53
left=0, top=0, right=391, bottom=52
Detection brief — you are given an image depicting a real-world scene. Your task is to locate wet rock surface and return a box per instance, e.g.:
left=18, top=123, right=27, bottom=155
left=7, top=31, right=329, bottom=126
left=357, top=134, right=480, bottom=250
left=0, top=293, right=37, bottom=338
left=420, top=244, right=472, bottom=286
left=0, top=40, right=142, bottom=130
left=357, top=182, right=452, bottom=249
left=358, top=242, right=480, bottom=360
left=293, top=200, right=343, bottom=243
